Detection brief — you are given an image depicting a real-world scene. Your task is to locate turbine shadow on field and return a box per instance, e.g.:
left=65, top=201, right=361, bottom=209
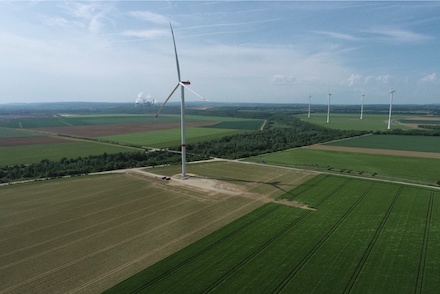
left=207, top=176, right=297, bottom=198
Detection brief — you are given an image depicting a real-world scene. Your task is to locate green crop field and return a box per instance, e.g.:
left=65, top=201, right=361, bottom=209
left=246, top=148, right=440, bottom=185
left=0, top=161, right=312, bottom=293
left=106, top=174, right=440, bottom=293
left=0, top=114, right=262, bottom=129
left=0, top=141, right=138, bottom=166
left=296, top=113, right=412, bottom=131
left=0, top=114, right=263, bottom=166
left=0, top=114, right=178, bottom=128
left=0, top=127, right=41, bottom=138
left=325, top=134, right=440, bottom=153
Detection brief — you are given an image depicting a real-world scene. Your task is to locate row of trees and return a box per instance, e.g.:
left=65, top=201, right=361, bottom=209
left=185, top=114, right=366, bottom=159
left=7, top=111, right=430, bottom=183
left=0, top=151, right=208, bottom=183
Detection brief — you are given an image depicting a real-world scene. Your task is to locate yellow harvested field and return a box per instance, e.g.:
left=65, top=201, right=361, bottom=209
left=0, top=161, right=314, bottom=293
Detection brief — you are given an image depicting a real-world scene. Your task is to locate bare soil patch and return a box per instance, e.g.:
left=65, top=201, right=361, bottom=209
left=405, top=116, right=440, bottom=121
left=34, top=121, right=217, bottom=137
left=306, top=144, right=440, bottom=159
left=397, top=116, right=440, bottom=129
left=0, top=136, right=71, bottom=147
left=118, top=167, right=316, bottom=210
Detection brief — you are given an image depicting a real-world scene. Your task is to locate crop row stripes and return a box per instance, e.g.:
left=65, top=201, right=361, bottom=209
left=414, top=191, right=434, bottom=294
left=202, top=178, right=351, bottom=293
left=130, top=204, right=282, bottom=293
left=273, top=182, right=376, bottom=294
left=314, top=178, right=350, bottom=208
left=343, top=186, right=404, bottom=294
left=284, top=174, right=330, bottom=200
left=201, top=210, right=313, bottom=293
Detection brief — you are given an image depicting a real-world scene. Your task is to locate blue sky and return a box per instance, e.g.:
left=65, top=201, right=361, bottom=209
left=0, top=1, right=439, bottom=105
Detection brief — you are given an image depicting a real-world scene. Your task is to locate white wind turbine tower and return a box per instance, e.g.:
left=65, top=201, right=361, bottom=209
left=307, top=94, right=312, bottom=118
left=360, top=93, right=365, bottom=120
left=387, top=89, right=395, bottom=129
left=153, top=23, right=207, bottom=178
left=327, top=92, right=331, bottom=123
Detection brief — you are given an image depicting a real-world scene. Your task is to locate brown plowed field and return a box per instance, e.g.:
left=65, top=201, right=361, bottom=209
left=306, top=144, right=440, bottom=159
left=398, top=116, right=440, bottom=129
left=0, top=136, right=72, bottom=147
left=34, top=121, right=217, bottom=137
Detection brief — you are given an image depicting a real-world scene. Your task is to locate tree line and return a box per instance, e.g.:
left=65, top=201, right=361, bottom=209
left=184, top=114, right=366, bottom=159
left=1, top=114, right=364, bottom=183
left=0, top=151, right=208, bottom=183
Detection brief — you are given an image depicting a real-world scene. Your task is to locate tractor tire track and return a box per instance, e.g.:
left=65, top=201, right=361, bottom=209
left=272, top=183, right=375, bottom=294
left=202, top=179, right=357, bottom=293
left=129, top=204, right=282, bottom=293
left=415, top=191, right=434, bottom=294
left=343, top=186, right=404, bottom=294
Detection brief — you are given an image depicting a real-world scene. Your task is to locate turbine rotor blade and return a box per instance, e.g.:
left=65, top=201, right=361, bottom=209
left=170, top=22, right=181, bottom=82
left=179, top=82, right=209, bottom=102
left=152, top=83, right=180, bottom=124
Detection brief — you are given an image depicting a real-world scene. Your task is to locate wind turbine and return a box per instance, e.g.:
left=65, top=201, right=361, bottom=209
left=153, top=23, right=207, bottom=178
left=387, top=89, right=395, bottom=130
left=327, top=92, right=331, bottom=123
left=307, top=93, right=312, bottom=118
left=360, top=93, right=365, bottom=120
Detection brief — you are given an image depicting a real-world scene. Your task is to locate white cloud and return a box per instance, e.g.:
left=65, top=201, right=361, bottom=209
left=375, top=74, right=391, bottom=84
left=62, top=2, right=98, bottom=20
left=270, top=75, right=296, bottom=85
left=344, top=74, right=363, bottom=86
left=40, top=16, right=71, bottom=28
left=59, top=2, right=113, bottom=34
left=121, top=29, right=169, bottom=40
left=418, top=72, right=437, bottom=83
left=315, top=31, right=360, bottom=41
left=129, top=11, right=170, bottom=25
left=369, top=27, right=432, bottom=43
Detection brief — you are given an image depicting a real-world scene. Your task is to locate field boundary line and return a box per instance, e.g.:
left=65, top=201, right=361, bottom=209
left=306, top=144, right=440, bottom=159
left=343, top=186, right=403, bottom=294
left=273, top=182, right=375, bottom=293
left=414, top=191, right=434, bottom=294
left=278, top=174, right=329, bottom=201
left=128, top=203, right=280, bottom=293
left=240, top=160, right=440, bottom=191
left=67, top=199, right=267, bottom=294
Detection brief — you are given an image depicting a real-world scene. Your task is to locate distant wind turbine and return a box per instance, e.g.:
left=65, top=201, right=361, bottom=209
left=153, top=23, right=207, bottom=178
left=327, top=92, right=331, bottom=123
left=307, top=93, right=312, bottom=118
left=360, top=93, right=365, bottom=120
left=387, top=89, right=395, bottom=130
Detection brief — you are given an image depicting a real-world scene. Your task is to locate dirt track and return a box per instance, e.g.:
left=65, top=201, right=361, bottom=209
left=306, top=144, right=440, bottom=159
